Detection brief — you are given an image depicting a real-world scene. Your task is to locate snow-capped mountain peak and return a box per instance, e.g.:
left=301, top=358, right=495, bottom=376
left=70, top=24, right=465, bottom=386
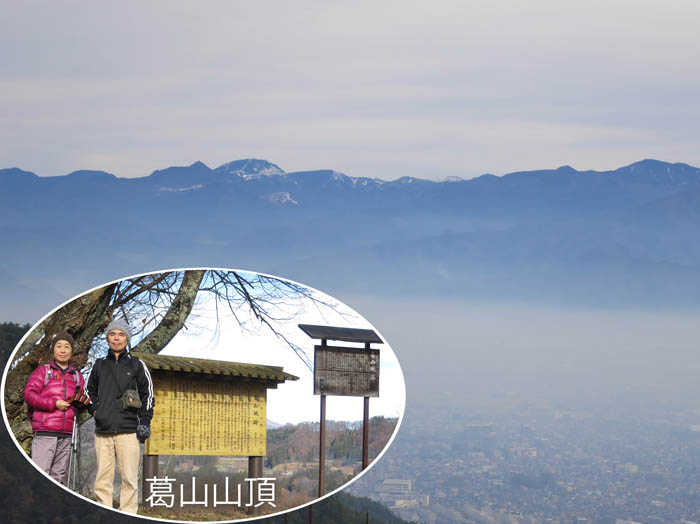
left=215, top=158, right=285, bottom=180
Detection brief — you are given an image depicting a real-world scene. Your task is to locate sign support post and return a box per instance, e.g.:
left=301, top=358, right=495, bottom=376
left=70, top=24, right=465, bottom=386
left=362, top=341, right=371, bottom=470
left=363, top=395, right=370, bottom=470
left=298, top=324, right=383, bottom=497
left=248, top=456, right=263, bottom=511
left=319, top=373, right=326, bottom=496
left=142, top=454, right=158, bottom=504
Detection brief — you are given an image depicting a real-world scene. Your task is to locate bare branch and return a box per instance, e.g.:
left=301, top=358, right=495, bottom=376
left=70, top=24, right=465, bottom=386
left=113, top=272, right=173, bottom=306
left=130, top=270, right=205, bottom=354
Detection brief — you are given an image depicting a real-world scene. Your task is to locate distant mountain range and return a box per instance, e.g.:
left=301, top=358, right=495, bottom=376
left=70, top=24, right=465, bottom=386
left=2, top=158, right=700, bottom=319
left=4, top=158, right=699, bottom=221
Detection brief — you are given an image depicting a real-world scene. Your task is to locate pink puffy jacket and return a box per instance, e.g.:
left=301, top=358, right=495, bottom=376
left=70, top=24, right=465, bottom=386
left=24, top=360, right=85, bottom=434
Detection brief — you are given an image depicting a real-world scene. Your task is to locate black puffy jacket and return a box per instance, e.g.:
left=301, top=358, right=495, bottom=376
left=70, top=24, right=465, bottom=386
left=86, top=350, right=154, bottom=434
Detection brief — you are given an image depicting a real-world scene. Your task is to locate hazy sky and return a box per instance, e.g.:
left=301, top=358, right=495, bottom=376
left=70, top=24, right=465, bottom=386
left=159, top=289, right=405, bottom=425
left=346, top=295, right=700, bottom=416
left=2, top=1, right=699, bottom=180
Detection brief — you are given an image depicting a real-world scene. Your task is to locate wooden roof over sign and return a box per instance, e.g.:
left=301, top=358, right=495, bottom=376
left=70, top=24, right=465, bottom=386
left=298, top=324, right=383, bottom=344
left=131, top=352, right=298, bottom=384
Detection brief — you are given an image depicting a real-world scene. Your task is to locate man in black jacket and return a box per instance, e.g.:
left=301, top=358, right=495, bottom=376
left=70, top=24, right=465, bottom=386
left=87, top=318, right=154, bottom=514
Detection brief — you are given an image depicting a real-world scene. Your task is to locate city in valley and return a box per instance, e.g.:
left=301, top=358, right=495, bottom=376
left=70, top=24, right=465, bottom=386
left=351, top=402, right=700, bottom=524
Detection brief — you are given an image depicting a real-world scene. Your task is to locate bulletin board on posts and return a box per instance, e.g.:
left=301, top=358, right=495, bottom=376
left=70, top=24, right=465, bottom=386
left=145, top=374, right=267, bottom=456
left=313, top=345, right=380, bottom=397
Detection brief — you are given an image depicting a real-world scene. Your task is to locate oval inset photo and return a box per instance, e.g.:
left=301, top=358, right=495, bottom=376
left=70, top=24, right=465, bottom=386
left=1, top=269, right=406, bottom=522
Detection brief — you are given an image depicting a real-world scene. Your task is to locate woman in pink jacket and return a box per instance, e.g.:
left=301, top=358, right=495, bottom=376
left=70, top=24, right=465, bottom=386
left=24, top=330, right=88, bottom=484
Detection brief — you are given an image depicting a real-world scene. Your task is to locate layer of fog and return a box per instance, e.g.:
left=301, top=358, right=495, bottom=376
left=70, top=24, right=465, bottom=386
left=341, top=296, right=700, bottom=421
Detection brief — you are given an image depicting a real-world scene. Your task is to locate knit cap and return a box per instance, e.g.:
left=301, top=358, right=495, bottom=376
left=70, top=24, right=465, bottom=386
left=105, top=318, right=132, bottom=342
left=51, top=330, right=74, bottom=351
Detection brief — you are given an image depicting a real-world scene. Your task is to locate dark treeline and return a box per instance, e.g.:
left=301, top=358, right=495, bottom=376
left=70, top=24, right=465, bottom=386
left=260, top=493, right=415, bottom=524
left=0, top=321, right=30, bottom=361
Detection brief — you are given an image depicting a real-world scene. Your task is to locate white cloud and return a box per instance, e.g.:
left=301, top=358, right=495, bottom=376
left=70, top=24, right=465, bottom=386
left=2, top=1, right=699, bottom=178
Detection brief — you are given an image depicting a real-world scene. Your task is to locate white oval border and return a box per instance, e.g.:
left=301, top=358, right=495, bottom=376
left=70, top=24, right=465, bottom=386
left=1, top=266, right=407, bottom=523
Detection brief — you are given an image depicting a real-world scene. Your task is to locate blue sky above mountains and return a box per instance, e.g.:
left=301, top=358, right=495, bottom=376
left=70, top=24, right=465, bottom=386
left=2, top=2, right=699, bottom=180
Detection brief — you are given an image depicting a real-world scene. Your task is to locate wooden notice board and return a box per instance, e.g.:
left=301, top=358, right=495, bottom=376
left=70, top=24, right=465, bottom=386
left=314, top=345, right=380, bottom=397
left=145, top=374, right=267, bottom=456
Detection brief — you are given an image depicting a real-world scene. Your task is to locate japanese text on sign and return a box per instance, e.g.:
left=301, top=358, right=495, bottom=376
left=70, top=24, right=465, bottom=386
left=145, top=476, right=276, bottom=508
left=314, top=345, right=379, bottom=397
left=146, top=376, right=267, bottom=456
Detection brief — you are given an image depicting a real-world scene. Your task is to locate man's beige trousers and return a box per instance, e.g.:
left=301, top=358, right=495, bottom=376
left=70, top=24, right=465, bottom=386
left=94, top=433, right=141, bottom=514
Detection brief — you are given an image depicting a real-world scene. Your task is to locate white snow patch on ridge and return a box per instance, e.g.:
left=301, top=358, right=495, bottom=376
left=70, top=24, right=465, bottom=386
left=158, top=185, right=204, bottom=192
left=260, top=192, right=298, bottom=205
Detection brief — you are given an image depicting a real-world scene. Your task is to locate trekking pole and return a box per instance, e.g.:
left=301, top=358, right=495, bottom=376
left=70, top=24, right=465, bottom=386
left=67, top=414, right=79, bottom=490
left=74, top=415, right=81, bottom=491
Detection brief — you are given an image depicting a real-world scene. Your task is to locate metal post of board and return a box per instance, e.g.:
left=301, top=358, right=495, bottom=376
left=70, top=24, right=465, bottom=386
left=319, top=393, right=326, bottom=496
left=248, top=456, right=263, bottom=511
left=366, top=511, right=369, bottom=524
left=362, top=395, right=370, bottom=470
left=319, top=379, right=326, bottom=497
left=318, top=337, right=327, bottom=498
left=362, top=340, right=371, bottom=470
left=309, top=503, right=313, bottom=524
left=143, top=454, right=158, bottom=504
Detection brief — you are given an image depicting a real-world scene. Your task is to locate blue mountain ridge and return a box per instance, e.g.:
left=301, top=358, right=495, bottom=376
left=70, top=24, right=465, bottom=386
left=4, top=158, right=699, bottom=209
left=2, top=157, right=700, bottom=316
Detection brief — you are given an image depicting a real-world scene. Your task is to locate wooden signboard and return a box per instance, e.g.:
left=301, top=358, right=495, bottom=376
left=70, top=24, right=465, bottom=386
left=145, top=374, right=267, bottom=456
left=313, top=345, right=379, bottom=397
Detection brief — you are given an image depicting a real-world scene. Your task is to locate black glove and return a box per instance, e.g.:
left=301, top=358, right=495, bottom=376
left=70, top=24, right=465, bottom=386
left=136, top=423, right=151, bottom=443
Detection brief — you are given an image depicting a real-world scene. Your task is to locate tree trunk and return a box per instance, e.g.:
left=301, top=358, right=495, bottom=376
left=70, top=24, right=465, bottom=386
left=4, top=284, right=116, bottom=453
left=131, top=270, right=205, bottom=354
left=5, top=271, right=205, bottom=453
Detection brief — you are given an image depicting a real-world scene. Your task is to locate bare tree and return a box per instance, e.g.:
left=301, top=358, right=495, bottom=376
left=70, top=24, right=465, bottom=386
left=4, top=269, right=345, bottom=452
left=5, top=284, right=115, bottom=450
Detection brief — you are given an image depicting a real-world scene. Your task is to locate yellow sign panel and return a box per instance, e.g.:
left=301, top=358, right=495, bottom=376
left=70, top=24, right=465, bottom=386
left=146, top=375, right=267, bottom=456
